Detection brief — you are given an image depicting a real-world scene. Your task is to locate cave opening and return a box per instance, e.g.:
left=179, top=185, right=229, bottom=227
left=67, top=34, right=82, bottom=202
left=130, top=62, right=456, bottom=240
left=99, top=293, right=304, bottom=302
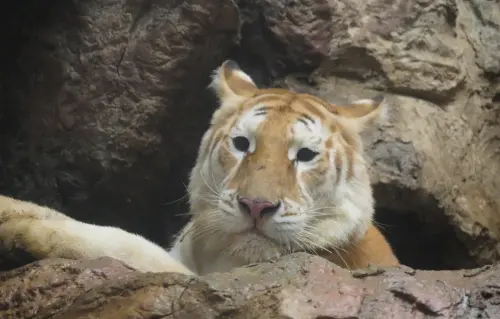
left=372, top=184, right=478, bottom=271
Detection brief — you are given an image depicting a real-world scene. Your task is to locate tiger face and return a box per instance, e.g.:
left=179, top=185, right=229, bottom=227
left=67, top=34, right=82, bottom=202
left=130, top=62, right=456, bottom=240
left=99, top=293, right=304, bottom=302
left=187, top=60, right=387, bottom=264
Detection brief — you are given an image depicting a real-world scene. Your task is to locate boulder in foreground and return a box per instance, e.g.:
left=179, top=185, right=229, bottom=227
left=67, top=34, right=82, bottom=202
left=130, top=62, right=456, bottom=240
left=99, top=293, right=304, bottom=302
left=0, top=253, right=498, bottom=318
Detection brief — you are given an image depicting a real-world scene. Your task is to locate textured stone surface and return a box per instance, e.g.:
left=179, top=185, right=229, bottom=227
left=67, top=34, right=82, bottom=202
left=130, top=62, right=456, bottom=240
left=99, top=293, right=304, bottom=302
left=238, top=0, right=465, bottom=104
left=0, top=0, right=239, bottom=244
left=461, top=0, right=500, bottom=75
left=0, top=258, right=137, bottom=318
left=2, top=254, right=500, bottom=318
left=243, top=0, right=500, bottom=270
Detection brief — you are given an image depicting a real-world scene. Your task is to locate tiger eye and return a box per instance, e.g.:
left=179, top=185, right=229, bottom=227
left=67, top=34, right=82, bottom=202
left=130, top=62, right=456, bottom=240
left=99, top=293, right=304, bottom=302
left=232, top=136, right=250, bottom=152
left=296, top=148, right=318, bottom=162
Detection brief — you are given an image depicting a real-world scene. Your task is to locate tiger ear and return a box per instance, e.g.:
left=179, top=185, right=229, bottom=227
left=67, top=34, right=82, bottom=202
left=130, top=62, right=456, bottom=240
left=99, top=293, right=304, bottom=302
left=326, top=95, right=388, bottom=133
left=209, top=60, right=258, bottom=102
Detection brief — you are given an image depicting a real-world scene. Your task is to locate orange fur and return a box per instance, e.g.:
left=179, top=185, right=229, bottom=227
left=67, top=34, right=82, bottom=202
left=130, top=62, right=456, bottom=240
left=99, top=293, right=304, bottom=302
left=320, top=225, right=399, bottom=269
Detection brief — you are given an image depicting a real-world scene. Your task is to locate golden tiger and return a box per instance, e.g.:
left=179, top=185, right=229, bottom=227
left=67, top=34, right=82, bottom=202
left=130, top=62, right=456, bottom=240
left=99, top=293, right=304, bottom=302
left=0, top=60, right=398, bottom=276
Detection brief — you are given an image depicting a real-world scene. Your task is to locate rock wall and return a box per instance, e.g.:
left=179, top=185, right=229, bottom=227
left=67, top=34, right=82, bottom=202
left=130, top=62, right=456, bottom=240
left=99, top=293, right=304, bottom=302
left=0, top=0, right=239, bottom=244
left=0, top=0, right=499, bottom=271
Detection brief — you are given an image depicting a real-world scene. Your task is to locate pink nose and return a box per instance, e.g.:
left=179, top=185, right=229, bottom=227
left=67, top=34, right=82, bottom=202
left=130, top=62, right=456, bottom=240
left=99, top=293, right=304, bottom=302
left=238, top=197, right=281, bottom=220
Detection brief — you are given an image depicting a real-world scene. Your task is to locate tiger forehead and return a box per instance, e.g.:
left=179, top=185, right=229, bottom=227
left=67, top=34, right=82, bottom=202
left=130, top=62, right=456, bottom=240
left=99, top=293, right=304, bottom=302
left=242, top=91, right=331, bottom=119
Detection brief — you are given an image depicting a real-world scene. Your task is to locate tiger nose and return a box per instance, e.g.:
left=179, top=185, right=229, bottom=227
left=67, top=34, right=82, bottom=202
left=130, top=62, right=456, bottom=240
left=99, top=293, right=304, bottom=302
left=238, top=197, right=281, bottom=220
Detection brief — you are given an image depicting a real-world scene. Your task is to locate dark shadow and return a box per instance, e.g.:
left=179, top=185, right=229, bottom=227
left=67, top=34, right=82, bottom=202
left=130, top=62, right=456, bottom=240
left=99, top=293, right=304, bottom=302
left=373, top=184, right=478, bottom=270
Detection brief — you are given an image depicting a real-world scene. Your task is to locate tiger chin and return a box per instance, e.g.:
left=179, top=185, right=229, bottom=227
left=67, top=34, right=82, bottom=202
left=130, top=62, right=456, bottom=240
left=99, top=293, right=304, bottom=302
left=0, top=60, right=398, bottom=277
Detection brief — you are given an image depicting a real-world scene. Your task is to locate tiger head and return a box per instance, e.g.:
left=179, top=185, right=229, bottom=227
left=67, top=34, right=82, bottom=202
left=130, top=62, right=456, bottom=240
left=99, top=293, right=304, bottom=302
left=187, top=60, right=387, bottom=264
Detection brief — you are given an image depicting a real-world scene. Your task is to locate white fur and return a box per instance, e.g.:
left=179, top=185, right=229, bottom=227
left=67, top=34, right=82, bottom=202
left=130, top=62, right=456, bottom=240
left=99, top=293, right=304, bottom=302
left=288, top=118, right=325, bottom=172
left=229, top=105, right=269, bottom=157
left=0, top=195, right=193, bottom=275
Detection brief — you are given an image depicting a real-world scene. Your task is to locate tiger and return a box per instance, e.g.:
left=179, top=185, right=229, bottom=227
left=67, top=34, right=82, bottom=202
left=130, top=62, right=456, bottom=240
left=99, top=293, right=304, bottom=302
left=0, top=60, right=399, bottom=276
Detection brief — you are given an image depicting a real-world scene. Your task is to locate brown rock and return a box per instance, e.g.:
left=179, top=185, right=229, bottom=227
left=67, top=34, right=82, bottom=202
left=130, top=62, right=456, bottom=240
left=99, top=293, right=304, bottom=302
left=0, top=257, right=137, bottom=318
left=0, top=0, right=239, bottom=244
left=2, top=253, right=500, bottom=318
left=237, top=0, right=465, bottom=103
left=235, top=0, right=334, bottom=82
left=236, top=0, right=500, bottom=270
left=460, top=0, right=500, bottom=75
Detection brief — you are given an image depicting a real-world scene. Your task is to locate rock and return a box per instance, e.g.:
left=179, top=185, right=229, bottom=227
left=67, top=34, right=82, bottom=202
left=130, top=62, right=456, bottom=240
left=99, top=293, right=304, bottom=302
left=0, top=0, right=239, bottom=244
left=0, top=258, right=137, bottom=318
left=234, top=0, right=500, bottom=270
left=460, top=0, right=500, bottom=76
left=1, top=253, right=500, bottom=318
left=234, top=0, right=334, bottom=83
left=237, top=0, right=465, bottom=104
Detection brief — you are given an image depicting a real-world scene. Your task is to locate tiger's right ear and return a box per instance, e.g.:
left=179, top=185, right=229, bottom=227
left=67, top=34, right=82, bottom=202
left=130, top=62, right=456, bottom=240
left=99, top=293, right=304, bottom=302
left=209, top=60, right=258, bottom=103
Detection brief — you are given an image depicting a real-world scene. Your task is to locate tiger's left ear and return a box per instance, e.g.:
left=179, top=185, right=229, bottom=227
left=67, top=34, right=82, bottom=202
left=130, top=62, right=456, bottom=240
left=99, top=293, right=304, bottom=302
left=209, top=60, right=258, bottom=103
left=326, top=94, right=388, bottom=133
